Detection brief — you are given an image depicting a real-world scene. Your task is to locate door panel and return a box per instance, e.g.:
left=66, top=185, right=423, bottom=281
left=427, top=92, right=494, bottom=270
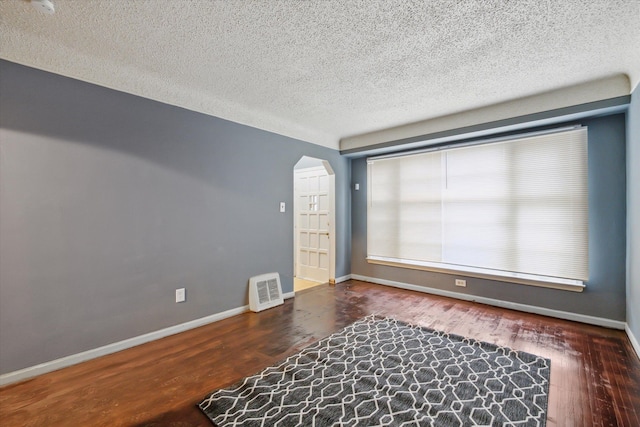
left=294, top=167, right=330, bottom=283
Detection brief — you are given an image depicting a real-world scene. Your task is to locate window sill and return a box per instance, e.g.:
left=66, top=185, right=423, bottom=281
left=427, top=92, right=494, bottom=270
left=366, top=256, right=585, bottom=292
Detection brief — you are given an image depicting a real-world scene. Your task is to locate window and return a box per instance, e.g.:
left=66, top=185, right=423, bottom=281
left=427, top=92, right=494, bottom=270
left=367, top=127, right=588, bottom=290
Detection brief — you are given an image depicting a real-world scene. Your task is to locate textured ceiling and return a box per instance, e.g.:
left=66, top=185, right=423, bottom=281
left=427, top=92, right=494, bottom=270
left=1, top=0, right=639, bottom=149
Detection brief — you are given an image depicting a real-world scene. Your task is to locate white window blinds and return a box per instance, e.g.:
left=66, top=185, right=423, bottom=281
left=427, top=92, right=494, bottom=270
left=367, top=127, right=589, bottom=285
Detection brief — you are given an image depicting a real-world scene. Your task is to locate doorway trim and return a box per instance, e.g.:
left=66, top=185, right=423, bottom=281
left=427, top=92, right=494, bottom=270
left=293, top=157, right=336, bottom=284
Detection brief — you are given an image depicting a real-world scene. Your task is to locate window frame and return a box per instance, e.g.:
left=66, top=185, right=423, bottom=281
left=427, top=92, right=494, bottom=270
left=366, top=126, right=588, bottom=292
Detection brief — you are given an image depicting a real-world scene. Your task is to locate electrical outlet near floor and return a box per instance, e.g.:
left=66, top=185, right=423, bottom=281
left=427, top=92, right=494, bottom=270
left=455, top=279, right=467, bottom=287
left=175, top=288, right=186, bottom=303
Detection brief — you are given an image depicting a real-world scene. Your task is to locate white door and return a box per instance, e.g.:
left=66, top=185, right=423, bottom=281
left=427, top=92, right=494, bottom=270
left=295, top=167, right=330, bottom=283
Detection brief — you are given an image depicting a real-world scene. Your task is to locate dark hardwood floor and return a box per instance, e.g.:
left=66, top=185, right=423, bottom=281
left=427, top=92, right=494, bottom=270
left=1, top=280, right=639, bottom=426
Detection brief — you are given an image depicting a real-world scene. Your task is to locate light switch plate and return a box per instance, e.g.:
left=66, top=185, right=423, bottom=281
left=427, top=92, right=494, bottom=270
left=279, top=202, right=286, bottom=212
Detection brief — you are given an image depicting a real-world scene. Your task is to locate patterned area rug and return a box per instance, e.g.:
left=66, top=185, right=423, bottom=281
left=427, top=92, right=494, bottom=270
left=199, top=315, right=550, bottom=426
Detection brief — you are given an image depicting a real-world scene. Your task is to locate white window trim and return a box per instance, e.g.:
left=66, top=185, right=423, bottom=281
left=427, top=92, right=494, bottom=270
left=367, top=256, right=585, bottom=292
left=367, top=125, right=581, bottom=161
left=366, top=126, right=589, bottom=291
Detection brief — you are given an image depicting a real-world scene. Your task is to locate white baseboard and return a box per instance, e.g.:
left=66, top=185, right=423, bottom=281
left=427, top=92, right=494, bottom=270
left=0, top=290, right=299, bottom=387
left=625, top=324, right=640, bottom=360
left=334, top=274, right=352, bottom=284
left=2, top=279, right=627, bottom=387
left=351, top=274, right=626, bottom=330
left=1, top=304, right=255, bottom=387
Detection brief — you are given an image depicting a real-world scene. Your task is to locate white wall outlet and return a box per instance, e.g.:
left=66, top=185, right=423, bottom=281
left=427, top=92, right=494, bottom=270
left=175, top=288, right=186, bottom=303
left=279, top=202, right=286, bottom=212
left=355, top=183, right=360, bottom=190
left=455, top=279, right=467, bottom=287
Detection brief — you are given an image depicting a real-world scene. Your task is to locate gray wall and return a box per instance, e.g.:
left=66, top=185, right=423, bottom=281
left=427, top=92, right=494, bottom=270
left=0, top=60, right=350, bottom=374
left=351, top=114, right=627, bottom=321
left=628, top=84, right=640, bottom=342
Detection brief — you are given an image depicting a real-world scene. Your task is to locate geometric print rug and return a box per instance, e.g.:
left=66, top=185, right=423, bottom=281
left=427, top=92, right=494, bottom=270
left=199, top=315, right=550, bottom=426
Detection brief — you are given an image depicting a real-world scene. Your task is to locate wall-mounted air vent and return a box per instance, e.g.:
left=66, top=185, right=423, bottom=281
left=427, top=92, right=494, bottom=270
left=249, top=272, right=284, bottom=312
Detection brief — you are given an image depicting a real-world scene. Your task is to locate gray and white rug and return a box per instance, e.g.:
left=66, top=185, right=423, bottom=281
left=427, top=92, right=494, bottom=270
left=199, top=315, right=550, bottom=426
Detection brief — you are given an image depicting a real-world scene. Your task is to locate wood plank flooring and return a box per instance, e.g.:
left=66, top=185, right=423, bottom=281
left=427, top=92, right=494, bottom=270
left=1, top=280, right=639, bottom=426
left=293, top=277, right=324, bottom=292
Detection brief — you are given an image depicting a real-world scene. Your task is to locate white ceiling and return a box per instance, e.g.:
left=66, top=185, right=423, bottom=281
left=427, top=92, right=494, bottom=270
left=1, top=0, right=639, bottom=150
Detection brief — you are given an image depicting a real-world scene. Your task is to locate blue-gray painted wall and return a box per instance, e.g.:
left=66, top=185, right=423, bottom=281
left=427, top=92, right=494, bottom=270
left=0, top=57, right=634, bottom=376
left=351, top=114, right=627, bottom=321
left=627, top=84, right=640, bottom=344
left=0, top=60, right=351, bottom=374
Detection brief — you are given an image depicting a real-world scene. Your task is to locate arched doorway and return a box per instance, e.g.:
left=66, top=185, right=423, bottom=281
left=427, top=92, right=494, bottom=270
left=293, top=156, right=336, bottom=291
